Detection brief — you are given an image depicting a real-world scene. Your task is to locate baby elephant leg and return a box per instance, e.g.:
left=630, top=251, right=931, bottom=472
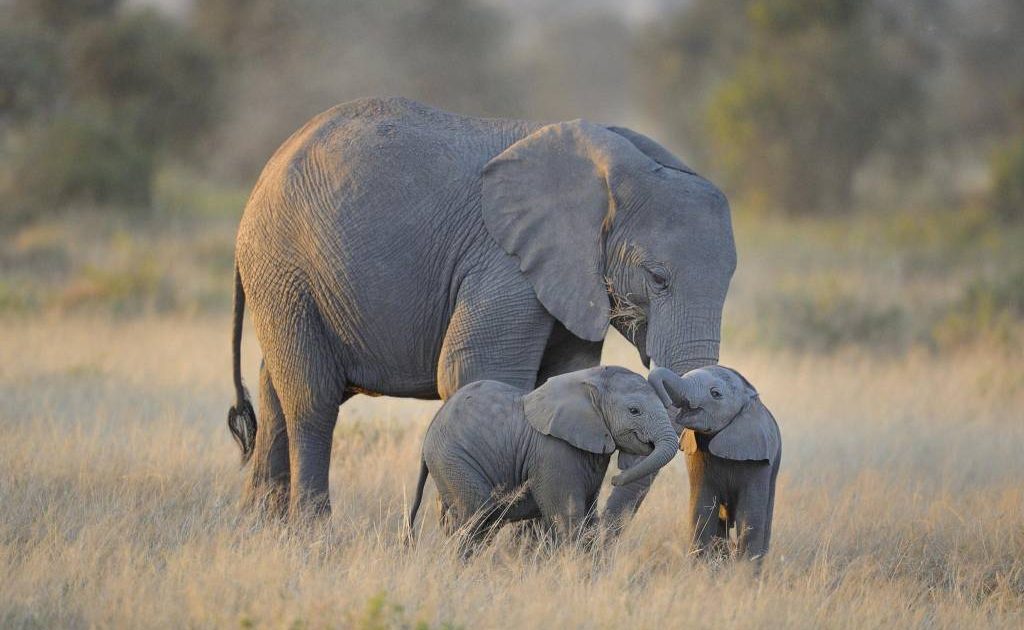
left=440, top=478, right=504, bottom=558
left=534, top=480, right=595, bottom=546
left=688, top=454, right=728, bottom=557
left=732, top=472, right=773, bottom=563
left=690, top=483, right=727, bottom=557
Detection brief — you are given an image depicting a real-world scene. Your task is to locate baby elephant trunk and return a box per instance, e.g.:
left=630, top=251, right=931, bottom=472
left=612, top=424, right=679, bottom=487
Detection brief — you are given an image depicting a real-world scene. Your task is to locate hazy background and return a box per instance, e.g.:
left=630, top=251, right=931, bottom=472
left=1, top=2, right=1022, bottom=627
left=1, top=0, right=1022, bottom=353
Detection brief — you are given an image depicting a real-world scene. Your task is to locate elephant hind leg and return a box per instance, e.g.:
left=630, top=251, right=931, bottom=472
left=244, top=360, right=290, bottom=517
left=438, top=477, right=504, bottom=557
left=258, top=301, right=346, bottom=521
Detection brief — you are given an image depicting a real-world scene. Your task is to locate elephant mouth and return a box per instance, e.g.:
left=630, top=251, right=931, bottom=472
left=674, top=401, right=706, bottom=429
left=676, top=399, right=701, bottom=418
left=617, top=429, right=655, bottom=453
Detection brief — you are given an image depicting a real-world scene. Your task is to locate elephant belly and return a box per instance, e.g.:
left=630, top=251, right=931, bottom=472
left=237, top=98, right=546, bottom=399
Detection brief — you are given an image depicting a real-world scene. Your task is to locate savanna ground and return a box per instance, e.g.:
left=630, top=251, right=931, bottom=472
left=1, top=180, right=1023, bottom=628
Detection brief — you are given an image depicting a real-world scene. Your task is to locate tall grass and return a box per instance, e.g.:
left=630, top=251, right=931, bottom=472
left=1, top=317, right=1021, bottom=628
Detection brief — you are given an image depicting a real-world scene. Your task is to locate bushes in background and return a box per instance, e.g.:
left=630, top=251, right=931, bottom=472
left=990, top=137, right=1024, bottom=223
left=0, top=1, right=216, bottom=219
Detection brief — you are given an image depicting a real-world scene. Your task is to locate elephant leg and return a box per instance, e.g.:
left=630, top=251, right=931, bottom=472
left=734, top=469, right=774, bottom=562
left=436, top=268, right=553, bottom=398
left=690, top=488, right=726, bottom=557
left=438, top=499, right=456, bottom=537
left=534, top=478, right=592, bottom=546
left=764, top=453, right=780, bottom=552
left=737, top=493, right=770, bottom=561
left=602, top=452, right=657, bottom=531
left=448, top=485, right=505, bottom=558
left=535, top=321, right=603, bottom=386
left=260, top=303, right=344, bottom=521
left=284, top=394, right=341, bottom=520
left=688, top=457, right=727, bottom=557
left=244, top=360, right=290, bottom=517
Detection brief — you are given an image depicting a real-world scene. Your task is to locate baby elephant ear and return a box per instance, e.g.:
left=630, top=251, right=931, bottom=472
left=523, top=370, right=615, bottom=455
left=708, top=398, right=780, bottom=464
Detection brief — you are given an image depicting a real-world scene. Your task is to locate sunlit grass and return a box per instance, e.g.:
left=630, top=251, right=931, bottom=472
left=1, top=317, right=1021, bottom=628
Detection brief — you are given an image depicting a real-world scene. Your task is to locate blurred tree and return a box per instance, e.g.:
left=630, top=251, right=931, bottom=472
left=640, top=0, right=930, bottom=214
left=511, top=11, right=632, bottom=123
left=990, top=137, right=1024, bottom=223
left=0, top=23, right=62, bottom=126
left=1, top=1, right=219, bottom=216
left=193, top=0, right=518, bottom=182
left=12, top=108, right=153, bottom=211
left=69, top=8, right=218, bottom=156
left=11, top=0, right=119, bottom=34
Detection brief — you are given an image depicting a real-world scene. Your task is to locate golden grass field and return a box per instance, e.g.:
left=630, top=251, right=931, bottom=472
left=1, top=208, right=1023, bottom=628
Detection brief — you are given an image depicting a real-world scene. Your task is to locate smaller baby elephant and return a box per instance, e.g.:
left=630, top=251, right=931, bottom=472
left=648, top=366, right=781, bottom=562
left=408, top=366, right=678, bottom=547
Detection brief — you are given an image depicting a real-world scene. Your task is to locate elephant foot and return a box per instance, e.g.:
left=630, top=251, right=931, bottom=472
left=242, top=480, right=290, bottom=522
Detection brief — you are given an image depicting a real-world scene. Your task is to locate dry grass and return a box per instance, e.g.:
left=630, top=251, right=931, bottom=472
left=1, top=316, right=1022, bottom=629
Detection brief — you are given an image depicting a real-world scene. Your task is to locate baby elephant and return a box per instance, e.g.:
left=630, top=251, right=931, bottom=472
left=649, top=366, right=781, bottom=561
left=408, top=366, right=678, bottom=545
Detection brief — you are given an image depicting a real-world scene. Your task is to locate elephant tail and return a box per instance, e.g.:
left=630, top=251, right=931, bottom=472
left=407, top=459, right=430, bottom=539
left=227, top=262, right=256, bottom=465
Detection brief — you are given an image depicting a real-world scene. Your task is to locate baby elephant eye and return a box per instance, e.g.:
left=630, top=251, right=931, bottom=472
left=628, top=406, right=641, bottom=415
left=710, top=388, right=723, bottom=400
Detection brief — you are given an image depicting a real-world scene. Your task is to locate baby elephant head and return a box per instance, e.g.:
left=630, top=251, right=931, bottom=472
left=524, top=366, right=678, bottom=486
left=648, top=366, right=779, bottom=463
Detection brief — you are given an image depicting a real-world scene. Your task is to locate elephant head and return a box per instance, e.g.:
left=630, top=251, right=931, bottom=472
left=482, top=121, right=736, bottom=376
left=524, top=366, right=678, bottom=486
left=648, top=366, right=779, bottom=463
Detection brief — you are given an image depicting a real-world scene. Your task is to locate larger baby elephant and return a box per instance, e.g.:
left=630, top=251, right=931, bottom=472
left=408, top=367, right=677, bottom=545
left=649, top=366, right=781, bottom=561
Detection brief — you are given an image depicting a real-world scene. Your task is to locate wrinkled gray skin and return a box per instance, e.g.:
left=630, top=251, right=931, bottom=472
left=226, top=97, right=736, bottom=520
left=409, top=367, right=677, bottom=546
left=648, top=366, right=781, bottom=561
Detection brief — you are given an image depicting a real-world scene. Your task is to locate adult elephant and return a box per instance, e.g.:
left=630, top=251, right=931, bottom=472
left=227, top=97, right=736, bottom=520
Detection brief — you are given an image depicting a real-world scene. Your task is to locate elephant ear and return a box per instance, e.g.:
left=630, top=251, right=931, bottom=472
left=606, top=126, right=698, bottom=176
left=482, top=120, right=657, bottom=342
left=523, top=369, right=615, bottom=455
left=708, top=397, right=780, bottom=464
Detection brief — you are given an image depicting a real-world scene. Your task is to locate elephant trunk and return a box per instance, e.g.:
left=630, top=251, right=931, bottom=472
left=611, top=424, right=679, bottom=487
left=648, top=367, right=697, bottom=410
left=648, top=304, right=722, bottom=376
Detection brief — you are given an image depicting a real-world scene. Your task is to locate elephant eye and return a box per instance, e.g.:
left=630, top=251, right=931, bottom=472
left=644, top=266, right=669, bottom=292
left=628, top=405, right=641, bottom=416
left=710, top=388, right=723, bottom=400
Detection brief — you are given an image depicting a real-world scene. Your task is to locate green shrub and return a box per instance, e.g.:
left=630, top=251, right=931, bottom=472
left=12, top=0, right=120, bottom=33
left=56, top=257, right=176, bottom=314
left=757, top=280, right=907, bottom=351
left=5, top=109, right=153, bottom=216
left=932, top=269, right=1024, bottom=350
left=0, top=23, right=62, bottom=124
left=68, top=7, right=219, bottom=156
left=990, top=137, right=1024, bottom=223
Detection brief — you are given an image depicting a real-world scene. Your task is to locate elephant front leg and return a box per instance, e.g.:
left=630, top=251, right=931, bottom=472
left=534, top=478, right=594, bottom=546
left=733, top=473, right=773, bottom=563
left=687, top=455, right=728, bottom=558
left=690, top=485, right=727, bottom=558
left=436, top=271, right=553, bottom=397
left=602, top=452, right=657, bottom=533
